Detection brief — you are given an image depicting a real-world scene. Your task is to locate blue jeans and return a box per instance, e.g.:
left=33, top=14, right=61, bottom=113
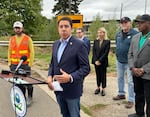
left=56, top=94, right=80, bottom=117
left=116, top=60, right=135, bottom=102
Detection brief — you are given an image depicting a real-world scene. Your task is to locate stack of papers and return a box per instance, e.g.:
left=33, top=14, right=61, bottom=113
left=52, top=81, right=63, bottom=91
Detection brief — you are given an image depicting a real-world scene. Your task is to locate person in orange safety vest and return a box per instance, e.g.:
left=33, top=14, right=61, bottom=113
left=8, top=21, right=34, bottom=106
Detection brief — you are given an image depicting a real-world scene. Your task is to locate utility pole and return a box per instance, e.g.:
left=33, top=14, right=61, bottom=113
left=68, top=0, right=71, bottom=14
left=145, top=0, right=147, bottom=14
left=120, top=3, right=123, bottom=19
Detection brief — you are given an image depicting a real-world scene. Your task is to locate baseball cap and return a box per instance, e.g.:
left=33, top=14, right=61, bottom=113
left=120, top=17, right=131, bottom=23
left=135, top=14, right=150, bottom=22
left=13, top=21, right=23, bottom=28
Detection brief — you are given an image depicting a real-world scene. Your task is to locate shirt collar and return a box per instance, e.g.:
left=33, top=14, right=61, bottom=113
left=141, top=32, right=150, bottom=39
left=121, top=28, right=135, bottom=35
left=79, top=36, right=85, bottom=40
left=59, top=35, right=72, bottom=43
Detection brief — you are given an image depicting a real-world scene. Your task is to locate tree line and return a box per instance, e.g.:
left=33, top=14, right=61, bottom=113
left=0, top=0, right=139, bottom=41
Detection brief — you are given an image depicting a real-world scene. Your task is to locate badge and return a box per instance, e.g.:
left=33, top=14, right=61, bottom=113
left=70, top=42, right=72, bottom=45
left=127, top=36, right=131, bottom=39
left=10, top=86, right=27, bottom=117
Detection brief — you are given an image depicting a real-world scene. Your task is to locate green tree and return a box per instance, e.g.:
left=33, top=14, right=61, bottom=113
left=132, top=15, right=141, bottom=29
left=88, top=14, right=104, bottom=40
left=49, top=17, right=59, bottom=41
left=52, top=0, right=83, bottom=15
left=0, top=0, right=43, bottom=36
left=0, top=20, right=9, bottom=36
left=36, top=17, right=59, bottom=41
left=105, top=19, right=118, bottom=40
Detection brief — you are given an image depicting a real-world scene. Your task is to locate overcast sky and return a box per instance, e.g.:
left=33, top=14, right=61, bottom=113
left=41, top=0, right=150, bottom=21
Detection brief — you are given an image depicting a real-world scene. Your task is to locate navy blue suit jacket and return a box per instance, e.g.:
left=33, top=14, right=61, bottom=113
left=83, top=37, right=91, bottom=54
left=48, top=36, right=90, bottom=99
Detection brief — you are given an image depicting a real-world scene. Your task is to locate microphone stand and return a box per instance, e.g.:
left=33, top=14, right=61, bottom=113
left=10, top=55, right=27, bottom=117
left=12, top=70, right=18, bottom=117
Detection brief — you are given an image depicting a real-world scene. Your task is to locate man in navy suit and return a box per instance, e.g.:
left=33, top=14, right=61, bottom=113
left=47, top=17, right=90, bottom=117
left=76, top=28, right=91, bottom=54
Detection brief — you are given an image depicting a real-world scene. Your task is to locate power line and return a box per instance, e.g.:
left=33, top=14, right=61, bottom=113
left=123, top=0, right=149, bottom=14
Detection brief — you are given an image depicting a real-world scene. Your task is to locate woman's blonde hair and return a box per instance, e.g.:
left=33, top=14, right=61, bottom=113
left=97, top=27, right=108, bottom=40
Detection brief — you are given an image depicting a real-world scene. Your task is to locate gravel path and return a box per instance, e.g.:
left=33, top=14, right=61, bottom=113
left=81, top=73, right=135, bottom=117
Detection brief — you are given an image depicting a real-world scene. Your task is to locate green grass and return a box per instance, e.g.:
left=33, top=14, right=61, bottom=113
left=33, top=47, right=52, bottom=70
left=0, top=46, right=116, bottom=72
left=90, top=103, right=107, bottom=110
left=0, top=36, right=9, bottom=41
left=0, top=46, right=8, bottom=59
left=107, top=51, right=116, bottom=72
left=80, top=103, right=108, bottom=116
left=80, top=104, right=92, bottom=116
left=0, top=46, right=51, bottom=62
left=34, top=47, right=52, bottom=62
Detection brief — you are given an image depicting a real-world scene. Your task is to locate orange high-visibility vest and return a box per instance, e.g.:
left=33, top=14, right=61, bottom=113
left=10, top=34, right=30, bottom=65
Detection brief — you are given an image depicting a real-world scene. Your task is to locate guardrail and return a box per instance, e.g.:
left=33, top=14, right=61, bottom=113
left=0, top=40, right=116, bottom=47
left=0, top=41, right=54, bottom=47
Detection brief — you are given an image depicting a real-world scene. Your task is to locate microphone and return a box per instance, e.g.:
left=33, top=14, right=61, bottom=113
left=15, top=55, right=27, bottom=72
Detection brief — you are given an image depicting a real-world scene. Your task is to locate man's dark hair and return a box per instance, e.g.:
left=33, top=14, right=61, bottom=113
left=58, top=17, right=73, bottom=28
left=76, top=28, right=84, bottom=32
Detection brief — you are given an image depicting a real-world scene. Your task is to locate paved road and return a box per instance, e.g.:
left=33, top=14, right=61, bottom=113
left=0, top=70, right=61, bottom=117
left=0, top=63, right=89, bottom=117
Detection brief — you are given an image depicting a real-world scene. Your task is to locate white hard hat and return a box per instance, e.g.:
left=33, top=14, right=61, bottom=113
left=13, top=21, right=23, bottom=28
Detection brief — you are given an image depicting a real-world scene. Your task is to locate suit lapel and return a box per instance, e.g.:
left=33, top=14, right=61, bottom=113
left=54, top=41, right=61, bottom=64
left=58, top=37, right=73, bottom=64
left=95, top=40, right=99, bottom=48
left=56, top=41, right=61, bottom=53
left=96, top=40, right=104, bottom=56
left=135, top=34, right=141, bottom=55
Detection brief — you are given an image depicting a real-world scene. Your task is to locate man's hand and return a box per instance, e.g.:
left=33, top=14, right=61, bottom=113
left=54, top=69, right=71, bottom=83
left=47, top=76, right=54, bottom=90
left=131, top=68, right=144, bottom=77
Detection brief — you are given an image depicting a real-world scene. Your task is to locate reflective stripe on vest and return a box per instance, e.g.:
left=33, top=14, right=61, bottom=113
left=11, top=58, right=30, bottom=63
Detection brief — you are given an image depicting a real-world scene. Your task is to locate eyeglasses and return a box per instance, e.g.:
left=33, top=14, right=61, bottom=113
left=76, top=32, right=82, bottom=33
